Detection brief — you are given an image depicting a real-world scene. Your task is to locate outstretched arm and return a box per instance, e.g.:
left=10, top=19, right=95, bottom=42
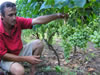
left=32, top=13, right=68, bottom=25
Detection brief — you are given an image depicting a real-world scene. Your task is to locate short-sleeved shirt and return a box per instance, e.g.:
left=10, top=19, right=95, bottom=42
left=0, top=17, right=32, bottom=61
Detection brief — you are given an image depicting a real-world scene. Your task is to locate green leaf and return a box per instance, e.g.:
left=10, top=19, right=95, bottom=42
left=46, top=0, right=55, bottom=6
left=30, top=2, right=38, bottom=9
left=55, top=0, right=66, bottom=4
left=40, top=2, right=52, bottom=10
left=55, top=66, right=62, bottom=72
left=45, top=66, right=52, bottom=71
left=96, top=0, right=100, bottom=2
left=68, top=0, right=86, bottom=8
left=54, top=0, right=69, bottom=9
left=28, top=0, right=31, bottom=3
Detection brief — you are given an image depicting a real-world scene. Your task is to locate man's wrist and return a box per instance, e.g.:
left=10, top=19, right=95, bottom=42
left=56, top=13, right=61, bottom=18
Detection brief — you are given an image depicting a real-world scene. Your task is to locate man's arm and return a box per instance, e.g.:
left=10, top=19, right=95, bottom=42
left=32, top=13, right=68, bottom=25
left=2, top=53, right=25, bottom=62
left=2, top=53, right=42, bottom=65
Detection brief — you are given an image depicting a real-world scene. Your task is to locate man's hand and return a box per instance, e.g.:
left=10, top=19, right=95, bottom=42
left=25, top=56, right=42, bottom=65
left=57, top=13, right=69, bottom=19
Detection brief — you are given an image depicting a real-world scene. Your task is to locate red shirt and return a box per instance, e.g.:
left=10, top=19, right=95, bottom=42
left=0, top=17, right=32, bottom=61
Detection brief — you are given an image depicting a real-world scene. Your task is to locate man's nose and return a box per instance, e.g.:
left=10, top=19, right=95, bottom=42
left=13, top=15, right=16, bottom=20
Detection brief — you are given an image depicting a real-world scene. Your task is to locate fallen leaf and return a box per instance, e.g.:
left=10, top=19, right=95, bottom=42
left=63, top=61, right=67, bottom=65
left=88, top=49, right=93, bottom=51
left=88, top=68, right=95, bottom=72
left=72, top=64, right=78, bottom=68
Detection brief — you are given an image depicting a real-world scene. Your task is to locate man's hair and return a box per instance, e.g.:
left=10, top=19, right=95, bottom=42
left=0, top=1, right=16, bottom=17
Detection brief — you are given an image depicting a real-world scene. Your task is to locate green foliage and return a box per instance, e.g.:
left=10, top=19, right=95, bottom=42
left=62, top=41, right=72, bottom=59
left=59, top=24, right=73, bottom=58
left=88, top=16, right=100, bottom=32
left=68, top=0, right=86, bottom=8
left=43, top=66, right=52, bottom=72
left=89, top=16, right=100, bottom=47
left=90, top=31, right=100, bottom=47
left=68, top=26, right=92, bottom=48
left=16, top=0, right=100, bottom=65
left=40, top=0, right=86, bottom=10
left=59, top=24, right=75, bottom=40
left=21, top=29, right=34, bottom=42
left=55, top=66, right=62, bottom=72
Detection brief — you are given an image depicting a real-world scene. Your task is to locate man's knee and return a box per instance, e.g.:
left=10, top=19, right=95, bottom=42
left=10, top=63, right=24, bottom=75
left=32, top=39, right=44, bottom=48
left=31, top=39, right=44, bottom=55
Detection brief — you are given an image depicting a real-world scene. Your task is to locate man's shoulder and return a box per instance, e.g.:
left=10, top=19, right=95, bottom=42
left=16, top=16, right=25, bottom=22
left=0, top=18, right=3, bottom=34
left=16, top=16, right=22, bottom=20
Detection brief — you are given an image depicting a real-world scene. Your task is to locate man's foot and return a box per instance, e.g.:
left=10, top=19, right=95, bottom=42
left=30, top=65, right=36, bottom=75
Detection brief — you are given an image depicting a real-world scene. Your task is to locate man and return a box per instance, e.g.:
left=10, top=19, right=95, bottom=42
left=0, top=1, right=68, bottom=75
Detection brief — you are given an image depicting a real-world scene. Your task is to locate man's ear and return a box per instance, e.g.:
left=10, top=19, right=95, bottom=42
left=1, top=15, right=4, bottom=20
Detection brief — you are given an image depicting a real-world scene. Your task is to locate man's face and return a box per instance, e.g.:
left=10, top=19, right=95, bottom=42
left=2, top=7, right=16, bottom=26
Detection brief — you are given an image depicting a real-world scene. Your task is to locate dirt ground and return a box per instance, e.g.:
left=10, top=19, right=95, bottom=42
left=34, top=40, right=100, bottom=75
left=0, top=40, right=100, bottom=75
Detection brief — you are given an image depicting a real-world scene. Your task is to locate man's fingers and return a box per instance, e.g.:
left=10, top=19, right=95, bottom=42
left=33, top=55, right=40, bottom=58
left=35, top=58, right=42, bottom=62
left=33, top=56, right=42, bottom=62
left=33, top=58, right=42, bottom=64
